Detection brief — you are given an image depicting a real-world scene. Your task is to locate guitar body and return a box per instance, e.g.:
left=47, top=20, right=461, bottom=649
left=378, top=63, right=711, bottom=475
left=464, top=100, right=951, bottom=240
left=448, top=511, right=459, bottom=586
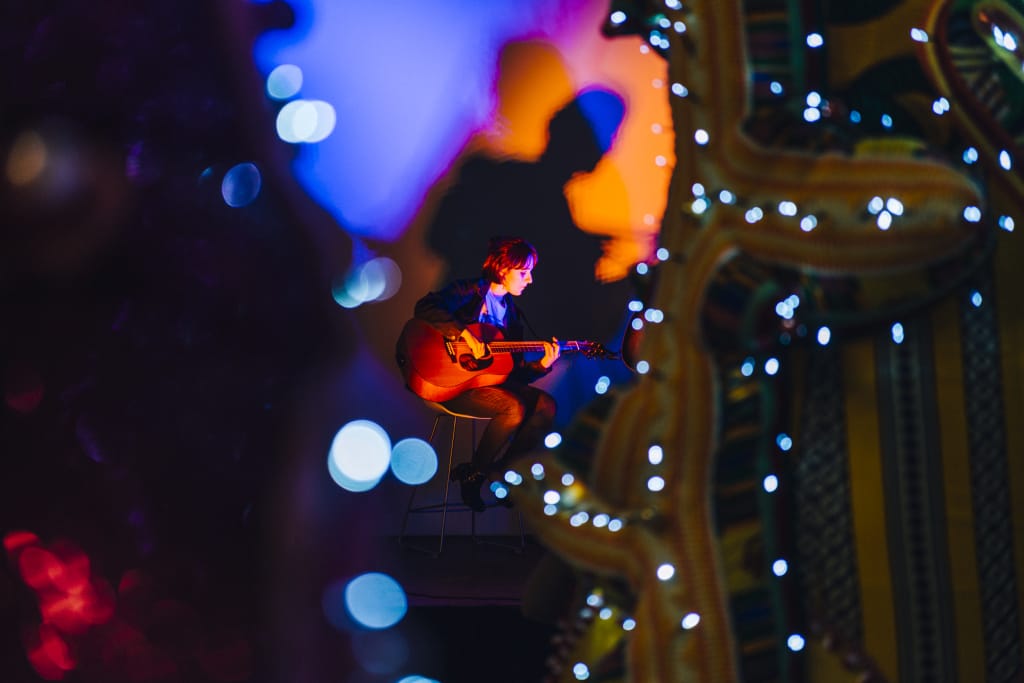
left=396, top=319, right=516, bottom=402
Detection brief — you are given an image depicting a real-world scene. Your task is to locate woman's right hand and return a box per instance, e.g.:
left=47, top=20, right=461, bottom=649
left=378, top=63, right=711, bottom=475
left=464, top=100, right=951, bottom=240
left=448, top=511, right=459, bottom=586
left=460, top=328, right=487, bottom=358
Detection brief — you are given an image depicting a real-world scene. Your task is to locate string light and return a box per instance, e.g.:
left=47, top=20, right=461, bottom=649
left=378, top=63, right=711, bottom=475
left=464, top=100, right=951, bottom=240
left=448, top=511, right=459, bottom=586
left=681, top=612, right=701, bottom=629
left=910, top=27, right=929, bottom=42
left=891, top=322, right=905, bottom=344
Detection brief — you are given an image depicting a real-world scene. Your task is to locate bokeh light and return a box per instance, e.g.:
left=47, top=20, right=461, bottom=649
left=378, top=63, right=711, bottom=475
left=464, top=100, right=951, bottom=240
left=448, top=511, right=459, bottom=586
left=327, top=419, right=392, bottom=492
left=332, top=257, right=403, bottom=309
left=266, top=64, right=304, bottom=100
left=6, top=130, right=47, bottom=186
left=390, top=438, right=438, bottom=486
left=344, top=572, right=408, bottom=630
left=275, top=99, right=337, bottom=143
left=221, top=163, right=262, bottom=208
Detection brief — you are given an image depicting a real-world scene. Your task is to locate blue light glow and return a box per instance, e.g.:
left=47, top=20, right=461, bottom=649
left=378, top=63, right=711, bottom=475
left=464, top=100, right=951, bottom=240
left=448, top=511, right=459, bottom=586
left=254, top=0, right=574, bottom=239
left=343, top=572, right=408, bottom=630
left=390, top=438, right=437, bottom=486
left=221, top=163, right=262, bottom=208
left=545, top=432, right=563, bottom=448
left=327, top=419, right=392, bottom=492
left=266, top=64, right=304, bottom=100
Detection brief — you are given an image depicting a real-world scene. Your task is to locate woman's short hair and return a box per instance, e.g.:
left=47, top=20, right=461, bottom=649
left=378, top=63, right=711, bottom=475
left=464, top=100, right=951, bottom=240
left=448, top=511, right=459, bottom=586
left=481, top=236, right=538, bottom=283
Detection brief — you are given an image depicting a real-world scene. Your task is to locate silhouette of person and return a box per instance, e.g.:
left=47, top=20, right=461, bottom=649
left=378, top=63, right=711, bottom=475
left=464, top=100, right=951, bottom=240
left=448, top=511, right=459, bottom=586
left=426, top=87, right=633, bottom=344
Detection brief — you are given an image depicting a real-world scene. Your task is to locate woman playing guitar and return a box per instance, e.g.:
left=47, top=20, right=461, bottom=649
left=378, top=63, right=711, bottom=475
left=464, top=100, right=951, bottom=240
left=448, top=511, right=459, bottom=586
left=406, top=236, right=561, bottom=512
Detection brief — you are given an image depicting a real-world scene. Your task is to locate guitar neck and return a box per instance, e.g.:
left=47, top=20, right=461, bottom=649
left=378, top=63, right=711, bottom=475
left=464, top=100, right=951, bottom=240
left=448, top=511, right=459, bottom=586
left=453, top=340, right=588, bottom=354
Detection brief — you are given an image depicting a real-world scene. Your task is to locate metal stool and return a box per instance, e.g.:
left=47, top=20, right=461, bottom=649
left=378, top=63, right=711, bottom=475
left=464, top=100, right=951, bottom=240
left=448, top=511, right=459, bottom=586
left=398, top=402, right=525, bottom=557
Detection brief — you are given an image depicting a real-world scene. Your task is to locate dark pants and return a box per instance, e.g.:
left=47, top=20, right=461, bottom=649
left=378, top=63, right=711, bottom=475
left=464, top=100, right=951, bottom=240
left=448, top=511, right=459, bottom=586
left=441, top=381, right=556, bottom=475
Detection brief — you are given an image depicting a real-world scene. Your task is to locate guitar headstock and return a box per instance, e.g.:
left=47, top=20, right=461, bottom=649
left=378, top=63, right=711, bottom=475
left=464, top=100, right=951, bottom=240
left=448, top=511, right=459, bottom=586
left=579, top=341, right=619, bottom=361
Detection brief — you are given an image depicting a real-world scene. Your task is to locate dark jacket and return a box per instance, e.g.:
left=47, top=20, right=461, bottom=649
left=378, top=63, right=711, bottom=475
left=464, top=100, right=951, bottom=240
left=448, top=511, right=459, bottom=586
left=413, top=278, right=549, bottom=383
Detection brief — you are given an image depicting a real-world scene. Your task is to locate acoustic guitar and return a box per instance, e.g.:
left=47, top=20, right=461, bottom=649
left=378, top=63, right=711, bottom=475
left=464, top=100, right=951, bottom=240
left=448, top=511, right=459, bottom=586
left=395, top=319, right=614, bottom=402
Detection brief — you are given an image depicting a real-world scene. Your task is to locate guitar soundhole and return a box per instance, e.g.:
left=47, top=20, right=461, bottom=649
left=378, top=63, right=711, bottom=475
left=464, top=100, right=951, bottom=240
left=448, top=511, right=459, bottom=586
left=458, top=354, right=494, bottom=372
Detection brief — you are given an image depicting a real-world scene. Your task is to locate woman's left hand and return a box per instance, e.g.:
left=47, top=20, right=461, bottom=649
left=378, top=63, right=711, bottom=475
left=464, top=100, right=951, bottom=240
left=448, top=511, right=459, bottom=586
left=540, top=338, right=561, bottom=368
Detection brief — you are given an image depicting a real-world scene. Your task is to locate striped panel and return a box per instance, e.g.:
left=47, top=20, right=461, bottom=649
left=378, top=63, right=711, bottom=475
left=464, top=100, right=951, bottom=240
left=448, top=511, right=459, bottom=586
left=963, top=261, right=1022, bottom=681
left=874, top=316, right=957, bottom=683
left=930, top=294, right=985, bottom=682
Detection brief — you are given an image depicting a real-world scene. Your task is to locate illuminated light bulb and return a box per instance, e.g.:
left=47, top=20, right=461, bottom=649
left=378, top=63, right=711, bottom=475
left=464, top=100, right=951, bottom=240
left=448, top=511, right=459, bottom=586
left=971, top=290, right=983, bottom=307
left=573, top=662, right=590, bottom=681
left=640, top=44, right=650, bottom=54
left=881, top=114, right=893, bottom=128
left=787, top=294, right=801, bottom=308
left=773, top=559, right=789, bottom=576
left=610, top=10, right=627, bottom=25
left=806, top=32, right=824, bottom=48
left=545, top=432, right=563, bottom=448
left=963, top=147, right=979, bottom=164
left=877, top=210, right=893, bottom=230
left=586, top=593, right=603, bottom=607
left=543, top=504, right=557, bottom=516
left=800, top=215, right=818, bottom=232
left=636, top=360, right=651, bottom=374
left=636, top=262, right=650, bottom=275
left=806, top=91, right=822, bottom=107
left=1000, top=149, right=1013, bottom=170
left=719, top=189, right=736, bottom=204
left=628, top=300, right=644, bottom=312
left=850, top=110, right=862, bottom=123
left=600, top=607, right=613, bottom=620
left=999, top=215, right=1015, bottom=232
left=657, top=563, right=676, bottom=581
left=788, top=634, right=806, bottom=652
left=665, top=0, right=683, bottom=8
left=963, top=206, right=982, bottom=223
left=691, top=198, right=709, bottom=214
left=592, top=513, right=610, bottom=528
left=778, top=201, right=798, bottom=216
left=543, top=490, right=561, bottom=505
left=763, top=474, right=779, bottom=492
left=594, top=376, right=611, bottom=395
left=770, top=81, right=784, bottom=95
left=681, top=613, right=701, bottom=630
left=504, top=470, right=523, bottom=485
left=674, top=21, right=687, bottom=33
left=655, top=155, right=668, bottom=166
left=776, top=300, right=794, bottom=319
left=648, top=445, right=664, bottom=465
left=657, top=247, right=670, bottom=261
left=886, top=197, right=904, bottom=215
left=1005, top=33, right=1019, bottom=51
left=531, top=463, right=546, bottom=479
left=817, top=326, right=832, bottom=345
left=632, top=318, right=645, bottom=331
left=647, top=476, right=666, bottom=492
left=658, top=17, right=671, bottom=29
left=492, top=482, right=509, bottom=499
left=607, top=518, right=624, bottom=532
left=745, top=207, right=764, bottom=223
left=327, top=420, right=391, bottom=492
left=694, top=129, right=710, bottom=145
left=803, top=107, right=821, bottom=123
left=891, top=322, right=905, bottom=344
left=561, top=472, right=575, bottom=486
left=692, top=182, right=706, bottom=196
left=867, top=196, right=885, bottom=214
left=764, top=358, right=780, bottom=375
left=776, top=433, right=793, bottom=451
left=911, top=27, right=929, bottom=42
left=622, top=618, right=637, bottom=631
left=652, top=123, right=663, bottom=134
left=740, top=357, right=755, bottom=376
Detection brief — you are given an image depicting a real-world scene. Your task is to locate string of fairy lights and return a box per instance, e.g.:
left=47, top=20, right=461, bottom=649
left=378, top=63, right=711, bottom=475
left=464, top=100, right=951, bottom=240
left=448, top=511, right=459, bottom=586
left=480, top=1, right=1022, bottom=680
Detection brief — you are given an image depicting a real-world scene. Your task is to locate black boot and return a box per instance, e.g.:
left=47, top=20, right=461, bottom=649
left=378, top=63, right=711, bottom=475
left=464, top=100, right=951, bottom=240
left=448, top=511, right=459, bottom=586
left=450, top=463, right=486, bottom=512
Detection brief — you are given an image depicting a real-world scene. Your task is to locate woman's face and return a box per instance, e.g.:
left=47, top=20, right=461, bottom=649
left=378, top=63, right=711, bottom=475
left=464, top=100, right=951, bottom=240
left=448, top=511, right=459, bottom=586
left=499, top=256, right=534, bottom=296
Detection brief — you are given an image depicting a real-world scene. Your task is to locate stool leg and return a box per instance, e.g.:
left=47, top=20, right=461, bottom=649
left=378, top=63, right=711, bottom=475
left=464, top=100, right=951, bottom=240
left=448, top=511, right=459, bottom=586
left=399, top=414, right=444, bottom=550
left=435, top=415, right=458, bottom=556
